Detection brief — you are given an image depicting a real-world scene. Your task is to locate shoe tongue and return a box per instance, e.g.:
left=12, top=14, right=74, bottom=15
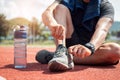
left=55, top=44, right=65, bottom=52
left=56, top=44, right=64, bottom=50
left=54, top=44, right=66, bottom=57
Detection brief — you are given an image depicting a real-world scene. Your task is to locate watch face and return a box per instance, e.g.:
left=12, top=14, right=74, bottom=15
left=84, top=43, right=95, bottom=54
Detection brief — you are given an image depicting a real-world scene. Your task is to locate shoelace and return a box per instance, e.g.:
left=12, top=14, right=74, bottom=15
left=54, top=45, right=73, bottom=63
left=54, top=45, right=67, bottom=57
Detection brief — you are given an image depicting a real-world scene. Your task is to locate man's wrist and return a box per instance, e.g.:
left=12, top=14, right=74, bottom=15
left=84, top=43, right=95, bottom=55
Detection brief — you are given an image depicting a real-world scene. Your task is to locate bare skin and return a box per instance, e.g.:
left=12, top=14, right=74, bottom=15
left=42, top=1, right=120, bottom=65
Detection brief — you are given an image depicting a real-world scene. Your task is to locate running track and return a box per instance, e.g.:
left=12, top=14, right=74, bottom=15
left=0, top=46, right=120, bottom=80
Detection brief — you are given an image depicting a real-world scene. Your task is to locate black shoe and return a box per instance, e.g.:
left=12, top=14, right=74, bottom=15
left=35, top=50, right=54, bottom=64
left=48, top=44, right=74, bottom=72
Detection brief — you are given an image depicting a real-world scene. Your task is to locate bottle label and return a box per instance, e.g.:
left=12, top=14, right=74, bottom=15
left=14, top=30, right=27, bottom=39
left=21, top=33, right=27, bottom=38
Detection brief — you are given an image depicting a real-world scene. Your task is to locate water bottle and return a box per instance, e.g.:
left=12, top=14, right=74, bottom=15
left=14, top=25, right=27, bottom=68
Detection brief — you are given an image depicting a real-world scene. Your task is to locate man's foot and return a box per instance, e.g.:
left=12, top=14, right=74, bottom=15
left=48, top=44, right=74, bottom=72
left=35, top=50, right=54, bottom=64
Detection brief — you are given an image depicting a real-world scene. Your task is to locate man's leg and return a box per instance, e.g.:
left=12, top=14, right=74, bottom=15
left=36, top=4, right=74, bottom=66
left=48, top=4, right=75, bottom=72
left=74, top=43, right=120, bottom=65
left=53, top=4, right=74, bottom=46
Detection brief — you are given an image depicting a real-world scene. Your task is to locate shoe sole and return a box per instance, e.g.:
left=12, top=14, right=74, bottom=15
left=48, top=61, right=69, bottom=72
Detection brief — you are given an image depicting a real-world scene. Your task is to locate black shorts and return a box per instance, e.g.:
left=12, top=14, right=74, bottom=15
left=66, top=31, right=80, bottom=48
left=65, top=29, right=93, bottom=48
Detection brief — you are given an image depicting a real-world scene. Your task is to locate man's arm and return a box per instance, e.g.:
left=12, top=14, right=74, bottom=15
left=90, top=17, right=113, bottom=50
left=89, top=0, right=114, bottom=50
left=69, top=18, right=113, bottom=58
left=42, top=0, right=61, bottom=29
left=42, top=0, right=65, bottom=41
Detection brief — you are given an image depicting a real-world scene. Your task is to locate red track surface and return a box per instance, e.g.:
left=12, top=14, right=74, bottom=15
left=0, top=46, right=120, bottom=80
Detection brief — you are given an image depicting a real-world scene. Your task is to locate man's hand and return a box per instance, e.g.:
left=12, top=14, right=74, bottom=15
left=49, top=24, right=65, bottom=40
left=68, top=44, right=91, bottom=58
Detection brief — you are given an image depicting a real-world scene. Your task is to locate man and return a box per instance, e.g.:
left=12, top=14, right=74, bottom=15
left=36, top=0, right=120, bottom=72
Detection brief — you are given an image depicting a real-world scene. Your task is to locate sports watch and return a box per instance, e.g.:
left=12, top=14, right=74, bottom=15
left=84, top=43, right=95, bottom=55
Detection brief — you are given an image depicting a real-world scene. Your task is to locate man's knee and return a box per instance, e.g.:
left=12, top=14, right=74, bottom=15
left=54, top=4, right=69, bottom=15
left=105, top=43, right=120, bottom=62
left=108, top=43, right=120, bottom=55
left=54, top=4, right=74, bottom=38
